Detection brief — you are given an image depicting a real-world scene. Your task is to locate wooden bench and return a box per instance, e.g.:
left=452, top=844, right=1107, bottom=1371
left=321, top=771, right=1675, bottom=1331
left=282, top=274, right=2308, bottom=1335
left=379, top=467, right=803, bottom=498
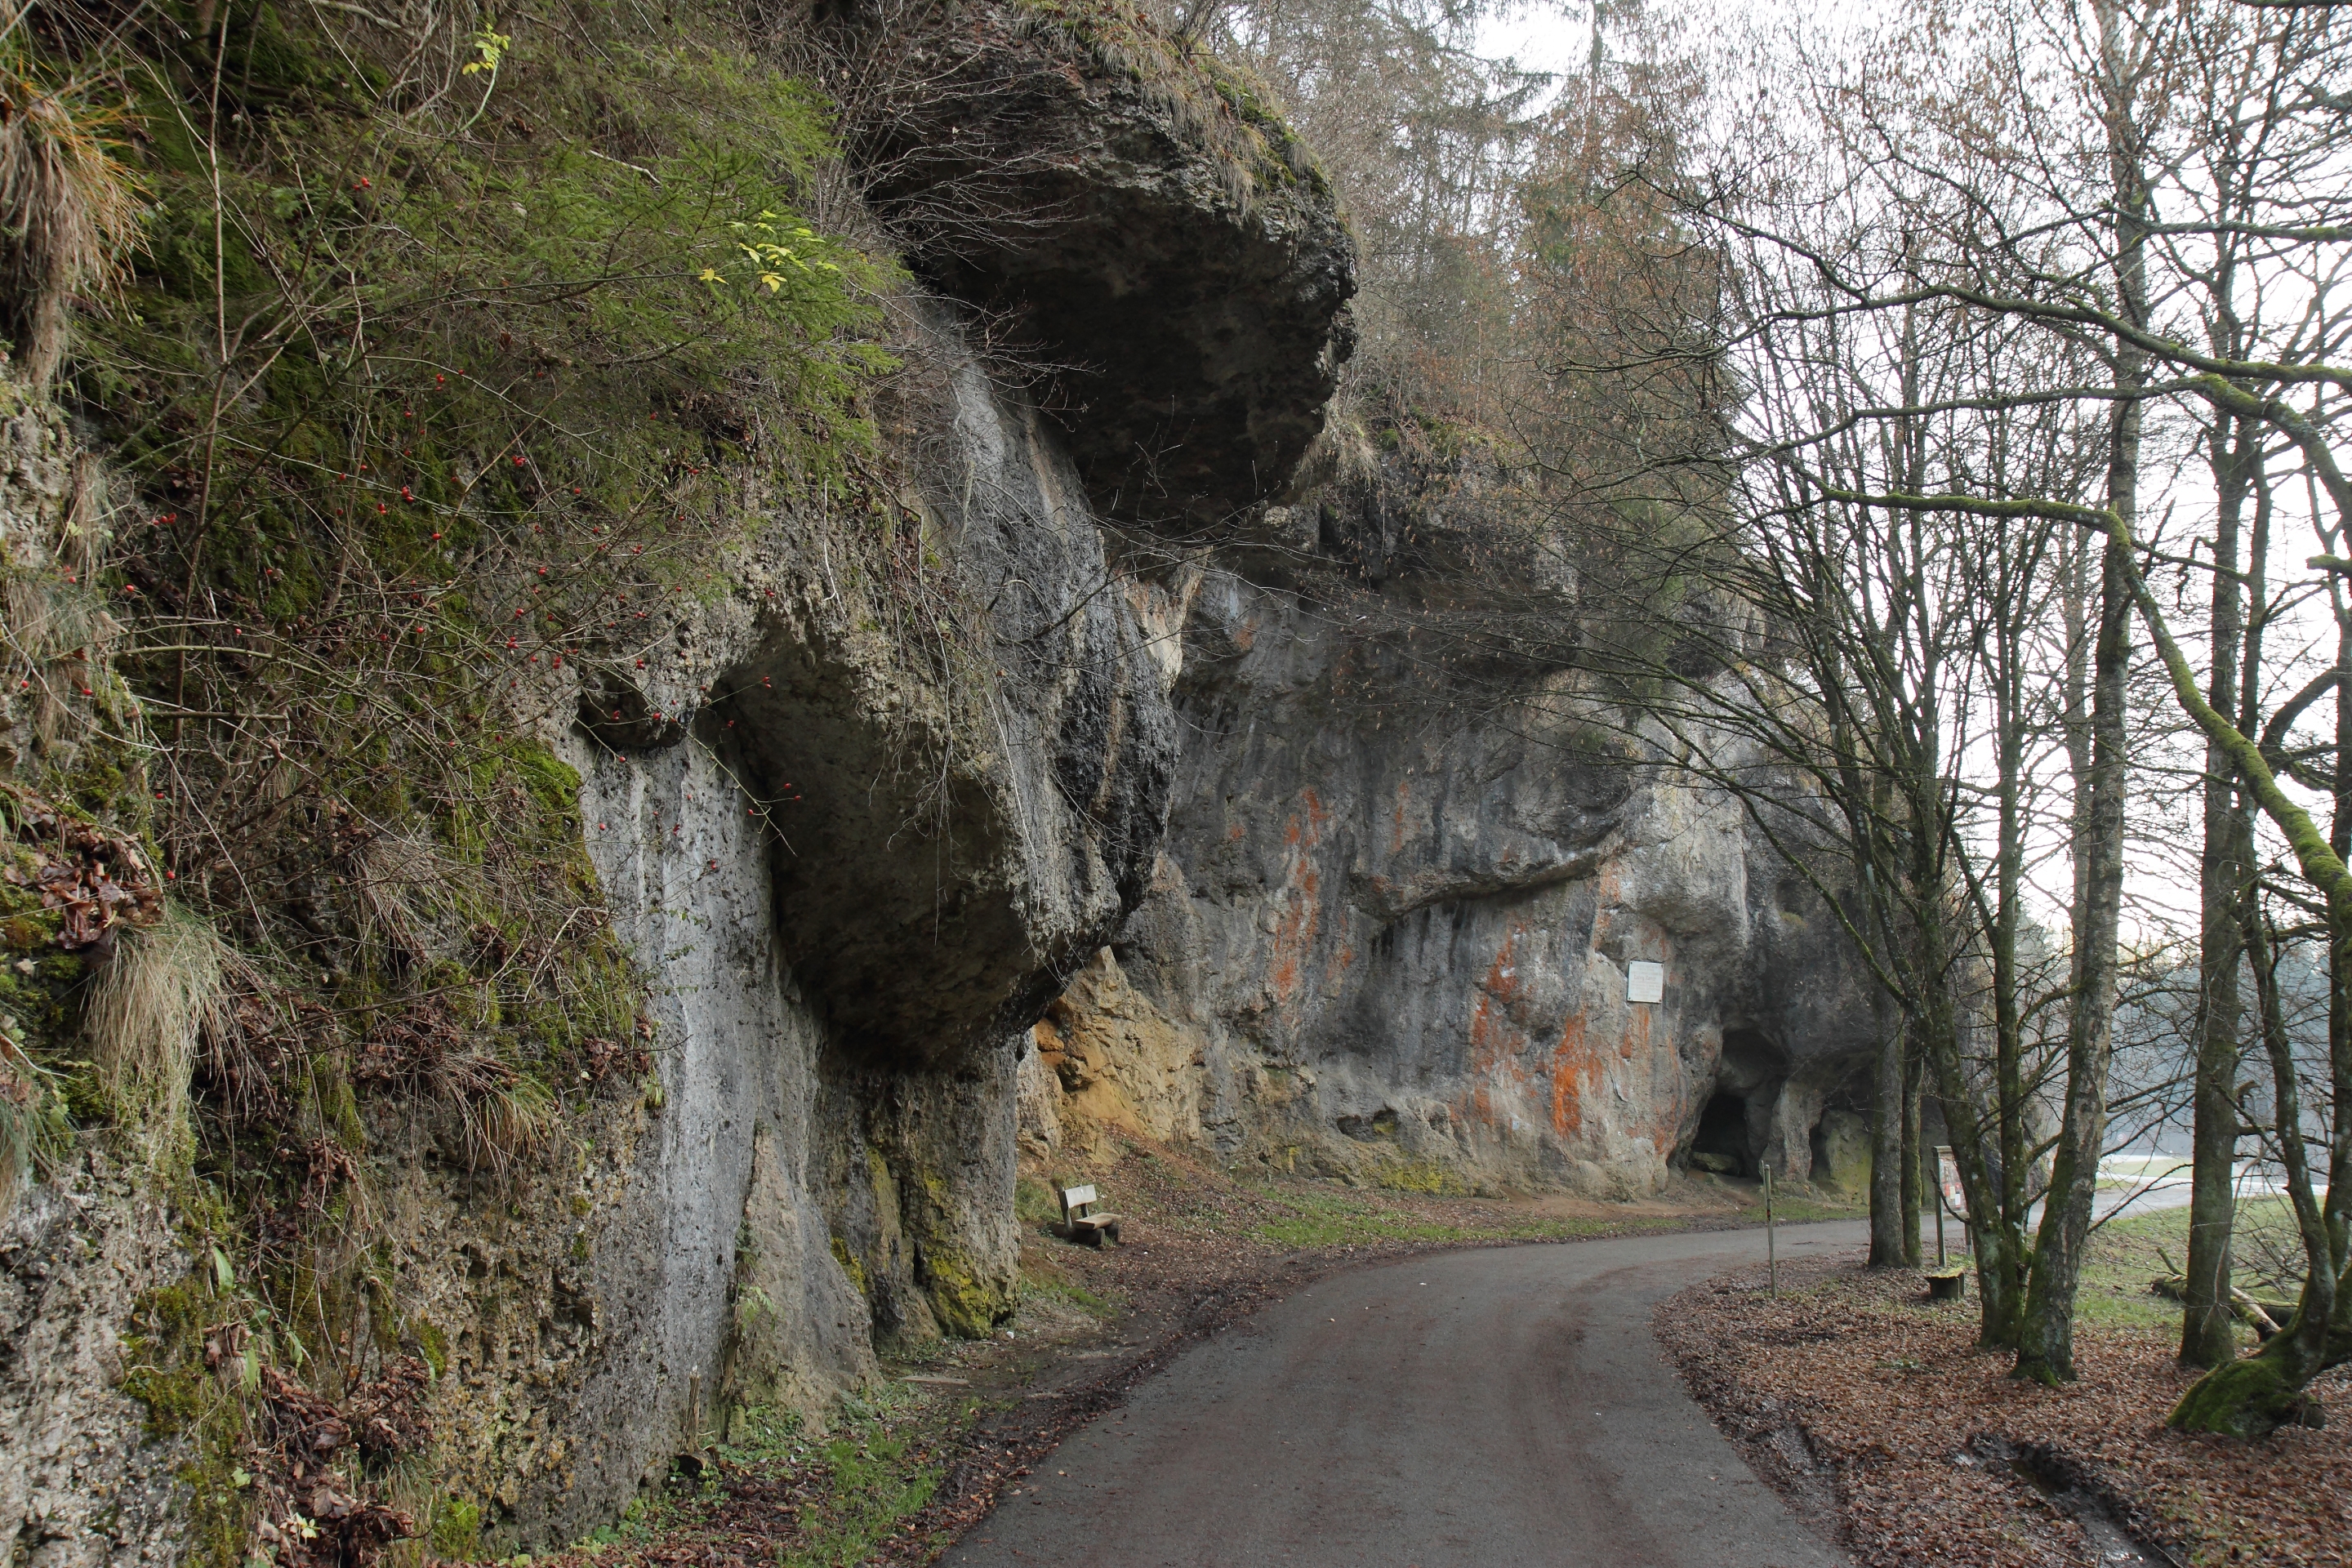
left=1058, top=1183, right=1121, bottom=1247
left=1925, top=1266, right=1967, bottom=1302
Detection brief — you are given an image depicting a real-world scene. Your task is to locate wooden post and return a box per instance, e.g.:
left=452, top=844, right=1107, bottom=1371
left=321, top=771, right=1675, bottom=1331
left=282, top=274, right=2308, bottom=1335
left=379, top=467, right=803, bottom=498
left=1764, top=1163, right=1776, bottom=1295
left=1932, top=1144, right=1950, bottom=1267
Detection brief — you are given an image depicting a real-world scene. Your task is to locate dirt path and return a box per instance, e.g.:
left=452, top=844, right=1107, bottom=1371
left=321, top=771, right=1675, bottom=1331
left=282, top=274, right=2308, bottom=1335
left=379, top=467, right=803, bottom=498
left=943, top=1221, right=1869, bottom=1567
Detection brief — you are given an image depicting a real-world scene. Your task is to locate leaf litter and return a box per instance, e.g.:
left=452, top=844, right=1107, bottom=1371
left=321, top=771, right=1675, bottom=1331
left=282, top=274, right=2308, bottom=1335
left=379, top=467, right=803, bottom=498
left=1659, top=1254, right=2350, bottom=1567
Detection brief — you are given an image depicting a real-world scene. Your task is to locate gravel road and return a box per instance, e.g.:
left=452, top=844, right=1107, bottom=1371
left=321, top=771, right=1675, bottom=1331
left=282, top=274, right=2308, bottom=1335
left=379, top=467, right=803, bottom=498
left=947, top=1221, right=1870, bottom=1567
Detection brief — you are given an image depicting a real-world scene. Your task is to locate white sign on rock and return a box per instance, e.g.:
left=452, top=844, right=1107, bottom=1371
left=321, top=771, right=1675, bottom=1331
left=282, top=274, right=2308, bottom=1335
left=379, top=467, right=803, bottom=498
left=1626, top=960, right=1664, bottom=1004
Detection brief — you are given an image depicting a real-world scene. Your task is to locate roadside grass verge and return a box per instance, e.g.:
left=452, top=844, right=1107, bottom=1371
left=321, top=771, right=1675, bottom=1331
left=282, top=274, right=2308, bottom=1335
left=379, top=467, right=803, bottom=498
left=2075, top=1197, right=2305, bottom=1332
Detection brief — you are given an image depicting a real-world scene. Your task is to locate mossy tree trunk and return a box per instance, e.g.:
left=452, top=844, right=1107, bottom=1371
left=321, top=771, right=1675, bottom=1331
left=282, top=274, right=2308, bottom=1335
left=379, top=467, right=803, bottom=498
left=2016, top=225, right=2138, bottom=1388
left=1906, top=851, right=2028, bottom=1350
left=1869, top=1019, right=1909, bottom=1267
left=2182, top=411, right=2254, bottom=1371
left=2123, top=561, right=2352, bottom=1432
left=2173, top=905, right=2352, bottom=1434
left=1900, top=1044, right=1923, bottom=1269
left=2014, top=5, right=2142, bottom=1385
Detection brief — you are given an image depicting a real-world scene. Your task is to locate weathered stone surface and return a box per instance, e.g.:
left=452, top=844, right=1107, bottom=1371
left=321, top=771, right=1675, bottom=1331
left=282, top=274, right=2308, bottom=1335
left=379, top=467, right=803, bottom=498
left=829, top=0, right=1357, bottom=532
left=1087, top=544, right=1883, bottom=1198
left=1030, top=946, right=1200, bottom=1153
left=0, top=1165, right=188, bottom=1568
left=424, top=314, right=1193, bottom=1542
left=681, top=345, right=1180, bottom=1069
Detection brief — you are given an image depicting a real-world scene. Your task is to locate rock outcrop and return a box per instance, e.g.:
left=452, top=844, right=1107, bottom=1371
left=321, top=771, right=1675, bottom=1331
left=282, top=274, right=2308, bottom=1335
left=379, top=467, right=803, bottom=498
left=2, top=6, right=1358, bottom=1555
left=1052, top=450, right=1886, bottom=1199
left=1, top=6, right=1879, bottom=1566
left=827, top=0, right=1357, bottom=532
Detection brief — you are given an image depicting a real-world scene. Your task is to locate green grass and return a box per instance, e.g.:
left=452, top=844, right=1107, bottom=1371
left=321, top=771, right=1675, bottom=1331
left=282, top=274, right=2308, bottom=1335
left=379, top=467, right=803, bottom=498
left=1023, top=1273, right=1121, bottom=1317
left=774, top=1388, right=951, bottom=1568
left=1238, top=1172, right=1861, bottom=1251
left=1762, top=1192, right=1869, bottom=1225
left=565, top=1388, right=958, bottom=1566
left=2074, top=1197, right=2303, bottom=1331
left=1249, top=1181, right=1632, bottom=1250
left=1013, top=1174, right=1064, bottom=1227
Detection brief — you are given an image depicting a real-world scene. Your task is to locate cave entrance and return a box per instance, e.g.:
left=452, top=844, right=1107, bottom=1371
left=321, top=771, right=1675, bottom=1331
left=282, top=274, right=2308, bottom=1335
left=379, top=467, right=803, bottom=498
left=1691, top=1091, right=1753, bottom=1177
left=1682, top=1027, right=1791, bottom=1180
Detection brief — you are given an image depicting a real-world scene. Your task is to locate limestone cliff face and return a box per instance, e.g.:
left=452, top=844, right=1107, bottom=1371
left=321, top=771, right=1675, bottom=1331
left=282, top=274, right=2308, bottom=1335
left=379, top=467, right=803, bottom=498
left=0, top=396, right=191, bottom=1568
left=1048, top=488, right=1884, bottom=1199
left=2, top=6, right=1875, bottom=1564
left=0, top=9, right=1356, bottom=1559
left=368, top=310, right=1257, bottom=1539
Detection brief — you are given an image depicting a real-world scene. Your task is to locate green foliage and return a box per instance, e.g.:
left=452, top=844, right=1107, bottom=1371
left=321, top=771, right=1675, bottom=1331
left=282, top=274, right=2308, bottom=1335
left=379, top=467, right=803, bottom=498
left=1, top=0, right=902, bottom=1202
left=776, top=1395, right=942, bottom=1568
left=429, top=1494, right=482, bottom=1559
left=55, top=0, right=898, bottom=1010
left=1012, top=1174, right=1061, bottom=1227
left=718, top=1401, right=805, bottom=1460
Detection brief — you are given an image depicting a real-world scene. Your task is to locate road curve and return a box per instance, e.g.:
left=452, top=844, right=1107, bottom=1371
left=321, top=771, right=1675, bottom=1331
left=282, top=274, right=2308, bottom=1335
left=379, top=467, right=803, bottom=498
left=948, top=1221, right=1869, bottom=1568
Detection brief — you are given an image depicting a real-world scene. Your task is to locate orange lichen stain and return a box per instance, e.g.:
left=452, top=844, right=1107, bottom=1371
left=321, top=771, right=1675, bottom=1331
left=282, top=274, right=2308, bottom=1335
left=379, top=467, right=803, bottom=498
left=1550, top=1013, right=1599, bottom=1140
left=1552, top=964, right=1659, bottom=1145
left=1228, top=822, right=1245, bottom=841
left=1268, top=879, right=1318, bottom=1003
left=1467, top=924, right=1536, bottom=1125
left=1266, top=789, right=1333, bottom=1009
left=1589, top=869, right=1624, bottom=947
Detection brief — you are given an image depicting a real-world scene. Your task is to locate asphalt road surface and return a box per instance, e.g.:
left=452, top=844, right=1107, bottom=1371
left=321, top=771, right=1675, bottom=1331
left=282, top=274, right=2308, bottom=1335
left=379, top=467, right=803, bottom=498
left=949, top=1221, right=1869, bottom=1568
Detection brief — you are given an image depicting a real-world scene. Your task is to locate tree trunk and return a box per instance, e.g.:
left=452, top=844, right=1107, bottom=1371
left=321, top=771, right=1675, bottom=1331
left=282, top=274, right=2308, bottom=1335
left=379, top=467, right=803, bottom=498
left=2013, top=0, right=2140, bottom=1388
left=2016, top=523, right=2130, bottom=1384
left=1870, top=1019, right=1909, bottom=1267
left=2182, top=804, right=2251, bottom=1367
left=1901, top=1040, right=1924, bottom=1269
left=2183, top=416, right=2253, bottom=1370
left=2173, top=906, right=2350, bottom=1433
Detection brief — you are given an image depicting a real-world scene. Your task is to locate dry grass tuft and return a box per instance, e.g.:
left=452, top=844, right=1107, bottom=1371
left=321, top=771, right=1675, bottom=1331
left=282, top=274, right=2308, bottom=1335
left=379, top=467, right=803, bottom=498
left=458, top=1071, right=556, bottom=1171
left=349, top=999, right=559, bottom=1173
left=0, top=67, right=144, bottom=384
left=348, top=829, right=479, bottom=969
left=84, top=902, right=229, bottom=1160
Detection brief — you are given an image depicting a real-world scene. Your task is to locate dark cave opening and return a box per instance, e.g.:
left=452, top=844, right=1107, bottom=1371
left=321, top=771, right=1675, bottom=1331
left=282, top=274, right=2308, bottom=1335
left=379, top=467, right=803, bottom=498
left=1690, top=1090, right=1754, bottom=1178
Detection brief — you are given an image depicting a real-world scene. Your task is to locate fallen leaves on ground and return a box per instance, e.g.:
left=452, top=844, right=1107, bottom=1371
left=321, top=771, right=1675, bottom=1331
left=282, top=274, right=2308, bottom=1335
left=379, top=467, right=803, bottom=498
left=1659, top=1255, right=2352, bottom=1567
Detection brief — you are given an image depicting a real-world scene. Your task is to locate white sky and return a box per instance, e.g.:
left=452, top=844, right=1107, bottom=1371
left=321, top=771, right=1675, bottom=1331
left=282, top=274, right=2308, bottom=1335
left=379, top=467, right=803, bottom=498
left=1476, top=0, right=1588, bottom=82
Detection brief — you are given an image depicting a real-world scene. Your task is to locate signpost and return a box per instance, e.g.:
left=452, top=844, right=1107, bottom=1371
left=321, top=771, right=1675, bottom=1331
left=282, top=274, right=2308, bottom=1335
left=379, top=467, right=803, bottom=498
left=1764, top=1164, right=1776, bottom=1295
left=1935, top=1144, right=1965, bottom=1268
